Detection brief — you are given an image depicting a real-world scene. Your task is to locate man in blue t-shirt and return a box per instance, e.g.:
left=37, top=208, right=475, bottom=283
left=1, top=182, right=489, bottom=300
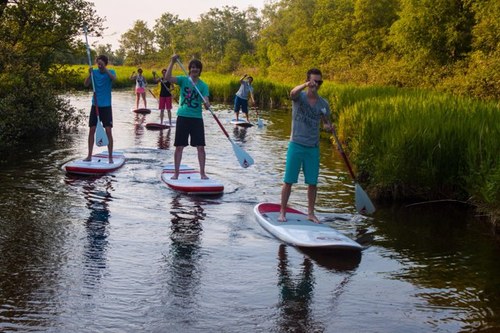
left=83, top=54, right=117, bottom=163
left=279, top=68, right=331, bottom=223
left=165, top=54, right=210, bottom=180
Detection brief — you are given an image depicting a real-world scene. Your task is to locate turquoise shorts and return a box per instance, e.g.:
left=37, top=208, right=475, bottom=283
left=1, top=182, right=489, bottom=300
left=283, top=141, right=320, bottom=185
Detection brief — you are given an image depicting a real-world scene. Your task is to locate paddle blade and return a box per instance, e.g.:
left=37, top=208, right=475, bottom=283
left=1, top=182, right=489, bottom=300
left=230, top=140, right=254, bottom=168
left=355, top=183, right=376, bottom=215
left=257, top=117, right=264, bottom=128
left=95, top=119, right=109, bottom=147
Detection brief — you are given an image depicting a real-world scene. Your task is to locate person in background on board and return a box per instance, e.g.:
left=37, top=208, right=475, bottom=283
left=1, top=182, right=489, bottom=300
left=153, top=68, right=174, bottom=125
left=278, top=68, right=331, bottom=223
left=130, top=68, right=147, bottom=109
left=83, top=54, right=117, bottom=163
left=164, top=54, right=210, bottom=180
left=234, top=74, right=255, bottom=123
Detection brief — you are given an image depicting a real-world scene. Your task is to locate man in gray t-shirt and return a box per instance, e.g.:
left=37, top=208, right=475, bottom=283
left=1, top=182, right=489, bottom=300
left=279, top=68, right=331, bottom=223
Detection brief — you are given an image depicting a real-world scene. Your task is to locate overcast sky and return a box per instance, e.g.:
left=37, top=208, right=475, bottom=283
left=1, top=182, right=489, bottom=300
left=88, top=0, right=267, bottom=49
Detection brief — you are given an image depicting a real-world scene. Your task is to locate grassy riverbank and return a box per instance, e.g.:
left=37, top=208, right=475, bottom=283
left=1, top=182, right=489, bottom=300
left=56, top=65, right=499, bottom=226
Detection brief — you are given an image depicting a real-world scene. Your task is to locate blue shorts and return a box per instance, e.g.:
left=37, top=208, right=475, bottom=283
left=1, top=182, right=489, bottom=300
left=283, top=141, right=320, bottom=185
left=234, top=95, right=249, bottom=114
left=174, top=116, right=205, bottom=147
left=89, top=106, right=113, bottom=128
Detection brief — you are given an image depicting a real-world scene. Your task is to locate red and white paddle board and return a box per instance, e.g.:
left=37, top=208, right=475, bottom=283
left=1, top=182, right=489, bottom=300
left=64, top=151, right=126, bottom=176
left=132, top=108, right=151, bottom=114
left=145, top=120, right=176, bottom=130
left=254, top=203, right=362, bottom=251
left=230, top=119, right=253, bottom=128
left=161, top=164, right=224, bottom=195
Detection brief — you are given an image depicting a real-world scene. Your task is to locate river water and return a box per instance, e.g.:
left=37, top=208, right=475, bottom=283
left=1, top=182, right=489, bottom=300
left=0, top=91, right=498, bottom=332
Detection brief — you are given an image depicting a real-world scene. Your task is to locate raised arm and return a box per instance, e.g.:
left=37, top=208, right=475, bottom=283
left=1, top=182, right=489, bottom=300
left=165, top=54, right=179, bottom=84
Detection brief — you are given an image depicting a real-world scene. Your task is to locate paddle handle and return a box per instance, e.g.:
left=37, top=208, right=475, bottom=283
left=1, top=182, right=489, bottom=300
left=175, top=59, right=231, bottom=139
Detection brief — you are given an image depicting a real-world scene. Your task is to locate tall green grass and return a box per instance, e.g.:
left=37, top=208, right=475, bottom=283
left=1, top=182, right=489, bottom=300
left=56, top=65, right=293, bottom=108
left=337, top=90, right=499, bottom=214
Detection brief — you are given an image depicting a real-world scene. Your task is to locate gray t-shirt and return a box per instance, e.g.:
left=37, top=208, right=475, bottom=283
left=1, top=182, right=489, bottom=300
left=290, top=91, right=331, bottom=147
left=236, top=81, right=253, bottom=100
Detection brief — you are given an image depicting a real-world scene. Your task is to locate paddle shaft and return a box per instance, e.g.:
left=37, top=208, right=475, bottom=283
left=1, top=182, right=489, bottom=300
left=329, top=123, right=357, bottom=180
left=83, top=27, right=100, bottom=118
left=175, top=59, right=231, bottom=139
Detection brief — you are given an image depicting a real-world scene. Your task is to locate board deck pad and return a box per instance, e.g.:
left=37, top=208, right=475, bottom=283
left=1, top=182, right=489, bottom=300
left=230, top=119, right=253, bottom=128
left=64, top=151, right=126, bottom=176
left=161, top=164, right=224, bottom=195
left=132, top=108, right=151, bottom=114
left=254, top=203, right=362, bottom=250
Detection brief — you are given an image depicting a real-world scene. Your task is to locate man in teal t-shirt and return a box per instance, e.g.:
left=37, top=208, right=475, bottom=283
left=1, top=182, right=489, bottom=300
left=165, top=54, right=210, bottom=180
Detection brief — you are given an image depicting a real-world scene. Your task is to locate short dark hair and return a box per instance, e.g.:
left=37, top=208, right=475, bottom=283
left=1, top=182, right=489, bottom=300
left=188, top=59, right=203, bottom=75
left=306, top=68, right=322, bottom=81
left=247, top=76, right=253, bottom=81
left=96, top=55, right=109, bottom=65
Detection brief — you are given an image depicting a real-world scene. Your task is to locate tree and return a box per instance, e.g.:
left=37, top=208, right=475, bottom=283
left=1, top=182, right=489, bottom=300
left=198, top=6, right=252, bottom=69
left=153, top=12, right=181, bottom=58
left=0, top=0, right=102, bottom=151
left=119, top=20, right=156, bottom=65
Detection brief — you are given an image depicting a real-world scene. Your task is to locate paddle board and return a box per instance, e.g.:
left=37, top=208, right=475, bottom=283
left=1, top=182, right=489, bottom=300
left=132, top=108, right=151, bottom=114
left=230, top=119, right=253, bottom=128
left=161, top=164, right=224, bottom=195
left=64, top=151, right=126, bottom=176
left=254, top=203, right=362, bottom=251
left=145, top=120, right=176, bottom=130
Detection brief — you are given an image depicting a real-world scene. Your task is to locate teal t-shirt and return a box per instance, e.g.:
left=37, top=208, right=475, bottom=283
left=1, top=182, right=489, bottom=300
left=91, top=68, right=116, bottom=107
left=176, top=76, right=209, bottom=119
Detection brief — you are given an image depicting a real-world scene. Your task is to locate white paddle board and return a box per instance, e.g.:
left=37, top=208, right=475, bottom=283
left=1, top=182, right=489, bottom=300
left=230, top=119, right=253, bottom=128
left=145, top=120, right=176, bottom=130
left=254, top=203, right=362, bottom=251
left=132, top=108, right=151, bottom=114
left=161, top=164, right=224, bottom=195
left=64, top=151, right=126, bottom=176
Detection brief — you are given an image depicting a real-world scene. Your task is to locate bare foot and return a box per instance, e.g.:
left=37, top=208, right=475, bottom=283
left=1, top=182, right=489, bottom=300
left=308, top=215, right=321, bottom=224
left=83, top=157, right=92, bottom=162
left=200, top=174, right=209, bottom=180
left=170, top=174, right=179, bottom=180
left=278, top=214, right=287, bottom=222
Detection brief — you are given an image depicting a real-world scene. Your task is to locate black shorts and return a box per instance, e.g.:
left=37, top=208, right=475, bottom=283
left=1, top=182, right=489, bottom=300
left=174, top=116, right=205, bottom=147
left=89, top=106, right=113, bottom=128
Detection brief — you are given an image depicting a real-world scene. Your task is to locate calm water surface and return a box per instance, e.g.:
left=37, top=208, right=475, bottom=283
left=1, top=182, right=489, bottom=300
left=0, top=91, right=498, bottom=332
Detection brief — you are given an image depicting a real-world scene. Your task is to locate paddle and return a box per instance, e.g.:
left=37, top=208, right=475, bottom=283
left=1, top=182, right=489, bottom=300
left=147, top=88, right=158, bottom=100
left=83, top=26, right=108, bottom=147
left=153, top=72, right=179, bottom=104
left=328, top=120, right=375, bottom=214
left=175, top=58, right=254, bottom=168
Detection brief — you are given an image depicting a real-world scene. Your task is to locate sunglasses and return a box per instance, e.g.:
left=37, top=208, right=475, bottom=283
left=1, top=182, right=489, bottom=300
left=314, top=80, right=323, bottom=85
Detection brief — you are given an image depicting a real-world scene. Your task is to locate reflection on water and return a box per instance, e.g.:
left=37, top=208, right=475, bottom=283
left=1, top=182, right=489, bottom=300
left=82, top=179, right=113, bottom=291
left=232, top=126, right=248, bottom=143
left=157, top=128, right=172, bottom=150
left=165, top=194, right=205, bottom=324
left=276, top=244, right=319, bottom=332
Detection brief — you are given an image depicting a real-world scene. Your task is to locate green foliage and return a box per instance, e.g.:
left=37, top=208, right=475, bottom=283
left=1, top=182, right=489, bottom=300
left=336, top=89, right=499, bottom=210
left=0, top=0, right=101, bottom=153
left=119, top=20, right=156, bottom=66
left=0, top=65, right=83, bottom=150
